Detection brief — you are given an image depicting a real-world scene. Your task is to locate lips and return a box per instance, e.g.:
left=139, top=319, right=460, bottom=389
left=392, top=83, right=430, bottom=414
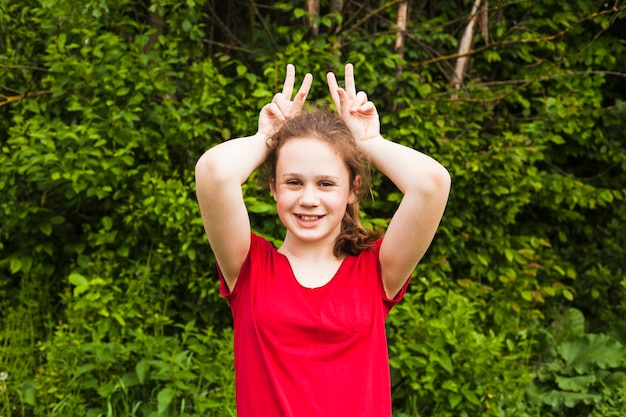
left=296, top=215, right=323, bottom=222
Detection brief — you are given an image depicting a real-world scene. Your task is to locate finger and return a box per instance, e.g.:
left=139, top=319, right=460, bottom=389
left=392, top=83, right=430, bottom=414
left=337, top=88, right=352, bottom=120
left=352, top=91, right=368, bottom=111
left=291, top=73, right=313, bottom=116
left=281, top=64, right=296, bottom=99
left=272, top=93, right=292, bottom=118
left=354, top=101, right=376, bottom=116
left=263, top=102, right=286, bottom=121
left=326, top=71, right=341, bottom=113
left=344, top=63, right=356, bottom=97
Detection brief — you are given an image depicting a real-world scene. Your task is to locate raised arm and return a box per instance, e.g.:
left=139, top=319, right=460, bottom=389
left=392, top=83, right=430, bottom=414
left=195, top=65, right=312, bottom=289
left=327, top=64, right=451, bottom=298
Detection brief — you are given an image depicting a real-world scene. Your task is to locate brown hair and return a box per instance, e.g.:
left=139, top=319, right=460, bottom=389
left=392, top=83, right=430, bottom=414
left=263, top=110, right=381, bottom=257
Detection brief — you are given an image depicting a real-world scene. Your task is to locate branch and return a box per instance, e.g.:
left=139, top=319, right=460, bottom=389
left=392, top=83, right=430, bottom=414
left=339, top=0, right=404, bottom=40
left=421, top=6, right=624, bottom=69
left=205, top=2, right=246, bottom=49
left=0, top=90, right=53, bottom=107
left=201, top=39, right=262, bottom=56
left=0, top=64, right=48, bottom=72
left=248, top=0, right=280, bottom=51
left=438, top=70, right=626, bottom=103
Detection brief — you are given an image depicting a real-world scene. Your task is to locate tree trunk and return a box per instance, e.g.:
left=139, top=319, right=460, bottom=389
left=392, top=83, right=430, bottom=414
left=330, top=0, right=344, bottom=14
left=394, top=1, right=410, bottom=75
left=306, top=0, right=320, bottom=35
left=451, top=0, right=485, bottom=90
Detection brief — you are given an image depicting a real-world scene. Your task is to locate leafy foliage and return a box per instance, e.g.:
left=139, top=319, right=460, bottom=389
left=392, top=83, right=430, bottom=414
left=1, top=0, right=625, bottom=416
left=528, top=308, right=626, bottom=416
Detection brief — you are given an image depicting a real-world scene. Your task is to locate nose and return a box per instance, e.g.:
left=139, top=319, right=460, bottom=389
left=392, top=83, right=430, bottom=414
left=299, top=184, right=320, bottom=207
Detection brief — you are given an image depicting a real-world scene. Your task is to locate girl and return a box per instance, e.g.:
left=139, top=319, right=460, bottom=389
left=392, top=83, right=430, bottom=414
left=195, top=64, right=451, bottom=416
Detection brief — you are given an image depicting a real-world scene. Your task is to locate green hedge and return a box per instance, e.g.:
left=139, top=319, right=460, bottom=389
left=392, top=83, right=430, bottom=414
left=1, top=1, right=625, bottom=416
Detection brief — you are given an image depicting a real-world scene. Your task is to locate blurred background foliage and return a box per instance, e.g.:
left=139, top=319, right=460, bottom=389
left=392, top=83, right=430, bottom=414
left=1, top=0, right=625, bottom=415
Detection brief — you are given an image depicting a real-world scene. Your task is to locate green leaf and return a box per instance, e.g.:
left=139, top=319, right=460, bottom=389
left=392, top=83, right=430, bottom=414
left=555, top=374, right=596, bottom=392
left=69, top=273, right=90, bottom=296
left=558, top=334, right=626, bottom=374
left=10, top=257, right=22, bottom=274
left=562, top=308, right=585, bottom=337
left=448, top=392, right=462, bottom=408
left=562, top=289, right=574, bottom=301
left=461, top=387, right=481, bottom=406
left=157, top=387, right=175, bottom=414
left=117, top=246, right=130, bottom=257
left=542, top=390, right=601, bottom=408
left=136, top=359, right=149, bottom=384
left=39, top=222, right=53, bottom=236
left=102, top=216, right=113, bottom=230
left=424, top=287, right=446, bottom=301
left=17, top=381, right=37, bottom=407
left=436, top=351, right=454, bottom=374
left=69, top=273, right=89, bottom=287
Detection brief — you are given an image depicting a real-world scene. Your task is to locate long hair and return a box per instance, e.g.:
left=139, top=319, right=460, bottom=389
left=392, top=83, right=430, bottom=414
left=262, top=110, right=381, bottom=257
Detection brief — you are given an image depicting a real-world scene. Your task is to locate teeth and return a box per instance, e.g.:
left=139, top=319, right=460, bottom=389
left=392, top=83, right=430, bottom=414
left=300, top=215, right=320, bottom=221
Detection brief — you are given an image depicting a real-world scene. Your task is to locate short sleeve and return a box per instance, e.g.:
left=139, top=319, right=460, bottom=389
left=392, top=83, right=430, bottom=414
left=383, top=276, right=411, bottom=305
left=368, top=239, right=412, bottom=309
left=217, top=233, right=259, bottom=299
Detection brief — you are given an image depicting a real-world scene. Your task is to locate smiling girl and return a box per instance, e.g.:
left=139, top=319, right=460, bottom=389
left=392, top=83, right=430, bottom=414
left=195, top=64, right=451, bottom=416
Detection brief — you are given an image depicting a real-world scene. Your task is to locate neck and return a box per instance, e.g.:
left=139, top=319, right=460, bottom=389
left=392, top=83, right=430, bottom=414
left=279, top=236, right=340, bottom=262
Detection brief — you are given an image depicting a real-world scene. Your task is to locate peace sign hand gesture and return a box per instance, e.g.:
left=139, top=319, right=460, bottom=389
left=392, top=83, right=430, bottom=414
left=327, top=63, right=381, bottom=144
left=258, top=64, right=313, bottom=138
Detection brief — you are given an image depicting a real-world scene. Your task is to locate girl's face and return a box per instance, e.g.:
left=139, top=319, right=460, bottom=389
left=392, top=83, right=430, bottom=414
left=271, top=137, right=357, bottom=250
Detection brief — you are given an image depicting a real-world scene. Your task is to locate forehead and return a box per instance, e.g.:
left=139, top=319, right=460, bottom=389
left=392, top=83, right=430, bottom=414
left=276, top=137, right=349, bottom=175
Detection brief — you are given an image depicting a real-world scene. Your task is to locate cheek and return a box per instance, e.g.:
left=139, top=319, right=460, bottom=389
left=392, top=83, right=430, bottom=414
left=273, top=191, right=293, bottom=212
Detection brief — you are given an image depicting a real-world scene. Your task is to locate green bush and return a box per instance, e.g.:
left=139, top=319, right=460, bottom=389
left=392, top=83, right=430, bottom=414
left=1, top=0, right=625, bottom=415
left=528, top=308, right=626, bottom=416
left=388, top=284, right=534, bottom=417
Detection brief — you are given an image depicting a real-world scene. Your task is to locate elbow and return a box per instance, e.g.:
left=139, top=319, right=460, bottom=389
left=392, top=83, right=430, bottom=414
left=433, top=164, right=452, bottom=194
left=420, top=165, right=451, bottom=212
left=195, top=149, right=230, bottom=185
left=430, top=164, right=451, bottom=202
left=408, top=163, right=451, bottom=200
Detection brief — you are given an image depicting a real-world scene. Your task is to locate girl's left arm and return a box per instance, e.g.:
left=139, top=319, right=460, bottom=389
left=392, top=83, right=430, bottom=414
left=360, top=136, right=450, bottom=298
left=328, top=64, right=451, bottom=298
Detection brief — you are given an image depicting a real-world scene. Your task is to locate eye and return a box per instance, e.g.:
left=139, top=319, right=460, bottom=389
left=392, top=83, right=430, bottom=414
left=286, top=179, right=302, bottom=186
left=319, top=181, right=335, bottom=187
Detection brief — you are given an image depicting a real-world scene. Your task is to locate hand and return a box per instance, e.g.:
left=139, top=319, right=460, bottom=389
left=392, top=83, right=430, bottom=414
left=327, top=63, right=380, bottom=143
left=258, top=64, right=313, bottom=137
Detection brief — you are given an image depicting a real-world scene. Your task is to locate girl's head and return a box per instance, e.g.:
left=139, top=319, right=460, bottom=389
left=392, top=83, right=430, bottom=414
left=264, top=110, right=380, bottom=256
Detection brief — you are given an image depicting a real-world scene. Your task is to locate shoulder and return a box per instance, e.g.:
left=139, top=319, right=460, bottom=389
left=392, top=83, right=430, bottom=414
left=351, top=239, right=410, bottom=304
left=342, top=239, right=383, bottom=277
left=219, top=233, right=277, bottom=297
left=357, top=239, right=383, bottom=261
left=249, top=233, right=279, bottom=256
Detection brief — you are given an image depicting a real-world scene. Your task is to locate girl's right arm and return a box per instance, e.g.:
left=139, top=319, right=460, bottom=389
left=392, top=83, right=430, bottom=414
left=195, top=132, right=269, bottom=287
left=195, top=65, right=312, bottom=289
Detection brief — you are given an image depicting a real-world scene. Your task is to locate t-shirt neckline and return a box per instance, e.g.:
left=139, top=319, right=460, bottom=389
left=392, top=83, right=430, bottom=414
left=276, top=249, right=349, bottom=293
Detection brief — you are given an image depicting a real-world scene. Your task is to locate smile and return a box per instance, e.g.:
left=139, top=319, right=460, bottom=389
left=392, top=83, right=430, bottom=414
left=297, top=215, right=323, bottom=221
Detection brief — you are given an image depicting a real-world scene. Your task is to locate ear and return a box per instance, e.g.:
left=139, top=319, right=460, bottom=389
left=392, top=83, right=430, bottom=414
left=348, top=175, right=362, bottom=204
left=269, top=178, right=277, bottom=201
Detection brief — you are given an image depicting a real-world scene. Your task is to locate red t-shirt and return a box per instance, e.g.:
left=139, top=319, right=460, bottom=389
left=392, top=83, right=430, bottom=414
left=219, top=234, right=410, bottom=417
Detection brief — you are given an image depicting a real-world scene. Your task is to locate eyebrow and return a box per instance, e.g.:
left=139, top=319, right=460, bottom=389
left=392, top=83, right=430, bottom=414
left=280, top=173, right=341, bottom=181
